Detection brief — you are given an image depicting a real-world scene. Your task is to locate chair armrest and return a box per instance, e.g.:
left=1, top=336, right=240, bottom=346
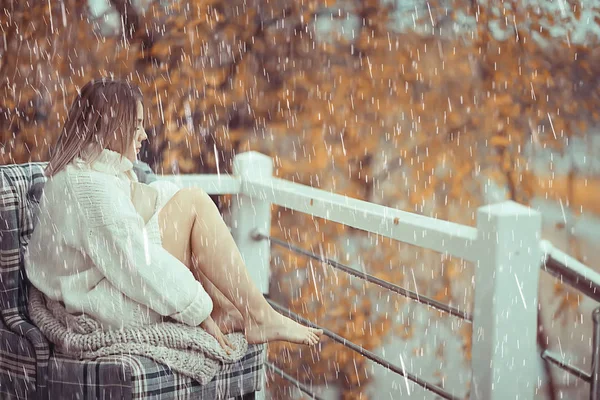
left=2, top=300, right=50, bottom=399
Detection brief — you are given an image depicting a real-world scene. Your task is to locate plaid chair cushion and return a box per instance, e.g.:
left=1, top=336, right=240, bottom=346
left=0, top=161, right=265, bottom=399
left=47, top=343, right=265, bottom=399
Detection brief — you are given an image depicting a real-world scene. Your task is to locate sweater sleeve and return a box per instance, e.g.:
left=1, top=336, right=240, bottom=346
left=71, top=172, right=213, bottom=327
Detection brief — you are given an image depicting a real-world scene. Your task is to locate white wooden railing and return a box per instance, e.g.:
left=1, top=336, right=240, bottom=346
left=157, top=151, right=597, bottom=400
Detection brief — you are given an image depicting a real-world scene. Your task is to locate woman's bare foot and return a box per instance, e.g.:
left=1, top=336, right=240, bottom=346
left=243, top=310, right=323, bottom=345
left=212, top=307, right=244, bottom=334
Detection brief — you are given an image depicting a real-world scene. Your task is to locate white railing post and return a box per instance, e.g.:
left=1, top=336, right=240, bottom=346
left=470, top=200, right=542, bottom=400
left=231, top=151, right=272, bottom=400
left=231, top=151, right=273, bottom=295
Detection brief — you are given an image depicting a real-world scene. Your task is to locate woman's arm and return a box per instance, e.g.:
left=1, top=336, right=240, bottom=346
left=69, top=172, right=213, bottom=326
left=84, top=219, right=213, bottom=326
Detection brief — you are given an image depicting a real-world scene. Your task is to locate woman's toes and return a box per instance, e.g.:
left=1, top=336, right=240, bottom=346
left=305, top=333, right=313, bottom=345
left=306, top=332, right=318, bottom=345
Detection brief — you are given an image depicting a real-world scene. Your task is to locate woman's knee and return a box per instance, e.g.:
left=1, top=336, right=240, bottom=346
left=172, top=187, right=209, bottom=202
left=172, top=187, right=214, bottom=214
left=158, top=188, right=203, bottom=231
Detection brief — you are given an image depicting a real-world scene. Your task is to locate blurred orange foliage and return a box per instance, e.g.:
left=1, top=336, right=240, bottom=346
left=2, top=0, right=599, bottom=397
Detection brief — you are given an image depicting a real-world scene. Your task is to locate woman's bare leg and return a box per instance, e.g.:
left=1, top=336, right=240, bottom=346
left=158, top=188, right=323, bottom=345
left=191, top=261, right=244, bottom=334
left=151, top=197, right=243, bottom=334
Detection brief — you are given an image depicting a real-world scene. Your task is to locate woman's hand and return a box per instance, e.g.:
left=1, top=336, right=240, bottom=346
left=200, top=316, right=236, bottom=355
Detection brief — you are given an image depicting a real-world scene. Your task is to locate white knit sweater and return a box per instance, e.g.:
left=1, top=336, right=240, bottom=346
left=24, top=148, right=213, bottom=331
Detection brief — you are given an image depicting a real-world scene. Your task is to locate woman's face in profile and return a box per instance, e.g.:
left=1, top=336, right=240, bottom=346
left=124, top=101, right=147, bottom=163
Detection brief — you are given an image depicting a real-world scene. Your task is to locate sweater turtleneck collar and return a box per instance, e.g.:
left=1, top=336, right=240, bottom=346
left=73, top=148, right=135, bottom=177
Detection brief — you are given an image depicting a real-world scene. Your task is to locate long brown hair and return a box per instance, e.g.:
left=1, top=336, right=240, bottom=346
left=45, top=79, right=143, bottom=177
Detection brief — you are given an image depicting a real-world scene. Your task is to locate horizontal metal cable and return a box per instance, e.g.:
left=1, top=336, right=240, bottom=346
left=541, top=350, right=591, bottom=382
left=266, top=362, right=324, bottom=400
left=266, top=297, right=464, bottom=400
left=253, top=230, right=472, bottom=322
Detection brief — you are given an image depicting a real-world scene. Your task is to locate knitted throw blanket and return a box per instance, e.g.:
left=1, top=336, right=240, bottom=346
left=27, top=286, right=249, bottom=385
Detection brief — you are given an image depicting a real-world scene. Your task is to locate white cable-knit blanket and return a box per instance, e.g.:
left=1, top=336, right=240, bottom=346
left=27, top=286, right=249, bottom=385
